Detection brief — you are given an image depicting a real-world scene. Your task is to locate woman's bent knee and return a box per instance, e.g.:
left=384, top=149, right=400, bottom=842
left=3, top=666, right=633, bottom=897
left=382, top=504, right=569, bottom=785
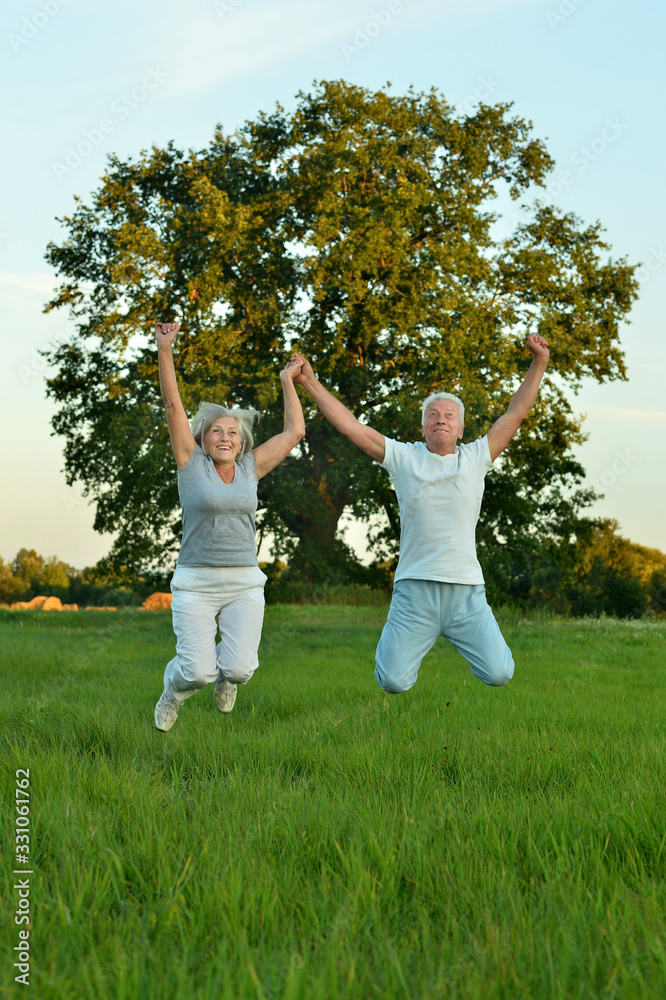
left=178, top=661, right=212, bottom=690
left=223, top=662, right=256, bottom=685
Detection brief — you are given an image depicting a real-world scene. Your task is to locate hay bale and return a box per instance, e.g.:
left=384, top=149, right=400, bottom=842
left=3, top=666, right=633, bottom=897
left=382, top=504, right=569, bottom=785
left=42, top=596, right=63, bottom=611
left=10, top=596, right=65, bottom=611
left=142, top=592, right=173, bottom=611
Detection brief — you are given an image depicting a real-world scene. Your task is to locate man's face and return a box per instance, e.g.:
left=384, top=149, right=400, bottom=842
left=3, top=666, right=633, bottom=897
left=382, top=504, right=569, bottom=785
left=422, top=401, right=464, bottom=453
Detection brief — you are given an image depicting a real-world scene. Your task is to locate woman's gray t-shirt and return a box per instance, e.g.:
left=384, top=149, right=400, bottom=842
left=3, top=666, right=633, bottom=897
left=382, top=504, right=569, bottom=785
left=176, top=445, right=259, bottom=567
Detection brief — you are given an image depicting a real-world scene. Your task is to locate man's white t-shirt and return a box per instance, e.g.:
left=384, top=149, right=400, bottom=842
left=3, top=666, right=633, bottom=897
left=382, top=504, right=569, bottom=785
left=380, top=435, right=493, bottom=585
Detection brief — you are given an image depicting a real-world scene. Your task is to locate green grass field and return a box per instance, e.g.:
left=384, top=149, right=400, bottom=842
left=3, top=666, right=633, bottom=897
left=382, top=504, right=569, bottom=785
left=1, top=606, right=665, bottom=1000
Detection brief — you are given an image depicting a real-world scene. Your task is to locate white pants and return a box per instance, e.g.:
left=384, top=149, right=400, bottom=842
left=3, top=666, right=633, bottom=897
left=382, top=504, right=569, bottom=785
left=163, top=566, right=267, bottom=703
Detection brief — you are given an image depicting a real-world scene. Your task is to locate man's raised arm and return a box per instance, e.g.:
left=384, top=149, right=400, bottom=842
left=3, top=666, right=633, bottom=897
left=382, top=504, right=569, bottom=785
left=290, top=353, right=386, bottom=463
left=487, top=333, right=550, bottom=462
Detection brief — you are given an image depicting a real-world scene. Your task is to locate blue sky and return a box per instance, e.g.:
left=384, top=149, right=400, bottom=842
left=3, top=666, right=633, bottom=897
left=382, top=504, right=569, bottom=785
left=1, top=0, right=664, bottom=568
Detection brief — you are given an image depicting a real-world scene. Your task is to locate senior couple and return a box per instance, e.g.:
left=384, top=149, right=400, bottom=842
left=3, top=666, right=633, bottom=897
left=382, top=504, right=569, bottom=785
left=154, top=322, right=550, bottom=732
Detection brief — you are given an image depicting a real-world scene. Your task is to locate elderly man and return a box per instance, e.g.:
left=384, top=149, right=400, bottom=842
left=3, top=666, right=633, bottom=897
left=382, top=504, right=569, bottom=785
left=291, top=333, right=549, bottom=693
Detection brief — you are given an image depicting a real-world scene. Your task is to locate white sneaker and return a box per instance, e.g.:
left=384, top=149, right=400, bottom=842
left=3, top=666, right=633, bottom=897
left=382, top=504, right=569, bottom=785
left=214, top=678, right=237, bottom=714
left=154, top=691, right=181, bottom=732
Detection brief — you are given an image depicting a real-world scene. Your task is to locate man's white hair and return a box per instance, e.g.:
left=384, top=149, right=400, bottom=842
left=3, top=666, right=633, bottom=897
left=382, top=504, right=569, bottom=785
left=421, top=391, right=465, bottom=428
left=191, top=402, right=261, bottom=458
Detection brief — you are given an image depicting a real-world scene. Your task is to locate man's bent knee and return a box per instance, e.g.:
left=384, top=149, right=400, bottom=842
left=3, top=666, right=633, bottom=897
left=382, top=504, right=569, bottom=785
left=374, top=664, right=412, bottom=694
left=485, top=657, right=514, bottom=687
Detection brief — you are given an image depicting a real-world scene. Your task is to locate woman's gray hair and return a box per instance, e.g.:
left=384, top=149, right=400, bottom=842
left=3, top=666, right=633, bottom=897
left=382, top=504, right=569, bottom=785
left=191, top=402, right=261, bottom=459
left=421, top=391, right=465, bottom=427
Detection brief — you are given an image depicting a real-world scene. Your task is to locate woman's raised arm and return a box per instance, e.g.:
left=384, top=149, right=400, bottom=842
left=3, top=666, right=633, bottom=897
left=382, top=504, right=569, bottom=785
left=251, top=359, right=306, bottom=479
left=156, top=322, right=196, bottom=471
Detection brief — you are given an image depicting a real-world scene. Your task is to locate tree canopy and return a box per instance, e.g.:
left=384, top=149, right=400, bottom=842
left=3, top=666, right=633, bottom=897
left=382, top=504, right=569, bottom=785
left=0, top=549, right=71, bottom=604
left=44, top=80, right=638, bottom=589
left=530, top=519, right=666, bottom=619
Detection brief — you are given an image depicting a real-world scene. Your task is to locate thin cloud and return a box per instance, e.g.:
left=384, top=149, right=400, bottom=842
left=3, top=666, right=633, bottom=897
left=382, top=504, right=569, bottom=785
left=162, top=0, right=530, bottom=97
left=585, top=406, right=666, bottom=424
left=163, top=2, right=357, bottom=95
left=0, top=272, right=58, bottom=296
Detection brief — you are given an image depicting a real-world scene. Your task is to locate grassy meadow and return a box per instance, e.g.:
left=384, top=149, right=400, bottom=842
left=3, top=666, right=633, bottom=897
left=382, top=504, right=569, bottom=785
left=1, top=605, right=665, bottom=1000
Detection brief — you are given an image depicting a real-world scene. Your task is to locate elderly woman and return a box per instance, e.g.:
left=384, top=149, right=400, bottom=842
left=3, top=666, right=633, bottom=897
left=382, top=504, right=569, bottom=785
left=153, top=321, right=304, bottom=732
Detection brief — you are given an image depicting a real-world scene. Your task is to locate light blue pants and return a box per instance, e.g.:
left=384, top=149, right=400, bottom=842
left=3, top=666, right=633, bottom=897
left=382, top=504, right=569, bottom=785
left=375, top=579, right=514, bottom=693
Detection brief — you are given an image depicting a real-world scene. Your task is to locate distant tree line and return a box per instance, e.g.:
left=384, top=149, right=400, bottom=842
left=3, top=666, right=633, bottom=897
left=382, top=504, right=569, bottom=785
left=0, top=549, right=169, bottom=609
left=2, top=521, right=665, bottom=617
left=495, top=517, right=666, bottom=619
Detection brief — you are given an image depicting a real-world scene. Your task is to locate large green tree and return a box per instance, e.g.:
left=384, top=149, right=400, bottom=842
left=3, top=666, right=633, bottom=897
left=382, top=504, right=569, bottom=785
left=44, top=80, right=638, bottom=586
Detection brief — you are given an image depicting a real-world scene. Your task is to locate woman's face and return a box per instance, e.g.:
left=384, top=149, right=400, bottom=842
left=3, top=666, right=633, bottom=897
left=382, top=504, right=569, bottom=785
left=203, top=417, right=242, bottom=465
